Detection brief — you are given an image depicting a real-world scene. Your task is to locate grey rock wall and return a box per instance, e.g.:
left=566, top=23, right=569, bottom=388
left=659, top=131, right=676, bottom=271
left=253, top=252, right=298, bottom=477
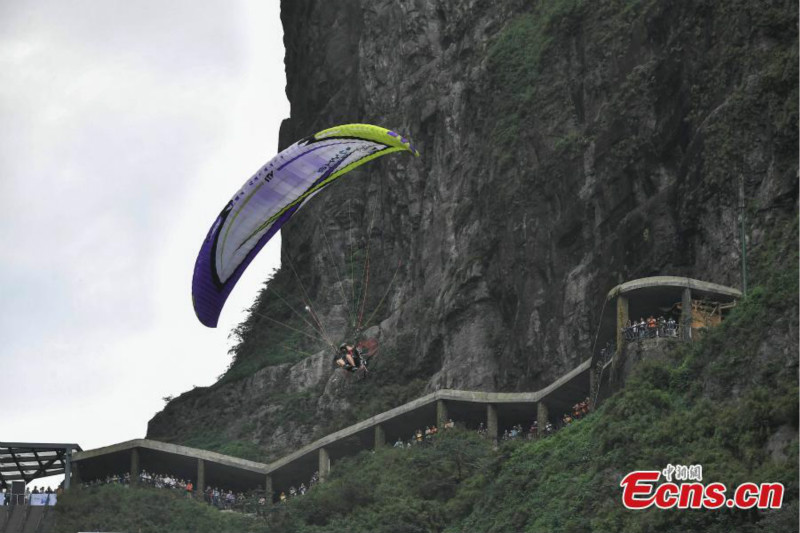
left=148, top=0, right=797, bottom=459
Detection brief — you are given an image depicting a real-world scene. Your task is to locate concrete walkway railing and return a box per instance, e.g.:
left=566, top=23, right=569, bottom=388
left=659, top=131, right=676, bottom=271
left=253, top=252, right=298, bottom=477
left=71, top=356, right=598, bottom=499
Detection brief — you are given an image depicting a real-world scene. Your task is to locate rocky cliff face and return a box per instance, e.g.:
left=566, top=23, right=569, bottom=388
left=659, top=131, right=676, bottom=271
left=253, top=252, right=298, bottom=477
left=148, top=0, right=797, bottom=460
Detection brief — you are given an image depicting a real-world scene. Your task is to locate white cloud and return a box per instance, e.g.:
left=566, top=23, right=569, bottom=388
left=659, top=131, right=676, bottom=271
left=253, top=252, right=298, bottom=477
left=0, top=0, right=289, bottom=475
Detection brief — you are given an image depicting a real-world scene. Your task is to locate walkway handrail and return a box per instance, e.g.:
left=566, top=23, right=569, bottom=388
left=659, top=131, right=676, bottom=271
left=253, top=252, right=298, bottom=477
left=72, top=356, right=595, bottom=481
left=266, top=358, right=592, bottom=473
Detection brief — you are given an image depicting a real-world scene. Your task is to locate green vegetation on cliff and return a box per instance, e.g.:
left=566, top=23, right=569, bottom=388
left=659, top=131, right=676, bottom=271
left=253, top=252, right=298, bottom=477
left=221, top=269, right=320, bottom=384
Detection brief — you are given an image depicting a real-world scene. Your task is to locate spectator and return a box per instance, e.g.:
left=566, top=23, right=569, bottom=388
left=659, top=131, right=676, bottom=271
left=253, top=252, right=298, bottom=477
left=280, top=491, right=286, bottom=503
left=623, top=320, right=634, bottom=341
left=394, top=437, right=404, bottom=448
left=299, top=483, right=307, bottom=495
left=647, top=315, right=657, bottom=338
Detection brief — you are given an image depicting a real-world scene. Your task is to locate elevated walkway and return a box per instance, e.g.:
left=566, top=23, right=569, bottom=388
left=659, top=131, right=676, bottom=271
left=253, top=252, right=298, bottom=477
left=72, top=357, right=595, bottom=499
left=71, top=276, right=741, bottom=500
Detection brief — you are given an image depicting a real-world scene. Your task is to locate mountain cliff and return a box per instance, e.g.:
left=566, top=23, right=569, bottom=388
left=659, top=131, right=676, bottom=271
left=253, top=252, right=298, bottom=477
left=147, top=0, right=797, bottom=463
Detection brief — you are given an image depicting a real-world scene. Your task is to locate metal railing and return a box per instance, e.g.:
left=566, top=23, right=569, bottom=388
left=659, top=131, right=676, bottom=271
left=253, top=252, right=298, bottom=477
left=621, top=322, right=683, bottom=342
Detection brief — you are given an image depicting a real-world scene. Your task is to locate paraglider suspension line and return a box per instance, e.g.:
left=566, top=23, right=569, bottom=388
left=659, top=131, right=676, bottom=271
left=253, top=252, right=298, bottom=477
left=267, top=286, right=326, bottom=339
left=360, top=259, right=402, bottom=332
left=284, top=250, right=337, bottom=351
left=316, top=213, right=356, bottom=329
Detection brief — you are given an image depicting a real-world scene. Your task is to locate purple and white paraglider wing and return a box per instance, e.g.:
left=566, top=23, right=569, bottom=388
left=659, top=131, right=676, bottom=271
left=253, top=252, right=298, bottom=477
left=192, top=123, right=419, bottom=327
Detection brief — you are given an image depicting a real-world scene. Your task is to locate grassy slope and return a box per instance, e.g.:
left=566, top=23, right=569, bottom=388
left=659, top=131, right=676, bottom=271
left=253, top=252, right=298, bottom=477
left=54, top=484, right=261, bottom=533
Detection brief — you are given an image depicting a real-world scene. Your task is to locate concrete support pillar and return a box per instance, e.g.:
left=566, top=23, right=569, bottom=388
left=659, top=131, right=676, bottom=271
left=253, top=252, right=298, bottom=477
left=374, top=424, right=386, bottom=449
left=681, top=288, right=692, bottom=341
left=196, top=459, right=205, bottom=497
left=130, top=448, right=140, bottom=485
left=64, top=452, right=72, bottom=490
left=70, top=460, right=81, bottom=488
left=264, top=474, right=273, bottom=502
left=537, top=402, right=550, bottom=430
left=436, top=400, right=448, bottom=427
left=318, top=447, right=330, bottom=482
left=486, top=404, right=498, bottom=442
left=616, top=295, right=629, bottom=353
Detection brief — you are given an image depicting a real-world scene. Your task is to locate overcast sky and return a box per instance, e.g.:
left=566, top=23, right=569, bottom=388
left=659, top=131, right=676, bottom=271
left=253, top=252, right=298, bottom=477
left=1, top=0, right=288, bottom=482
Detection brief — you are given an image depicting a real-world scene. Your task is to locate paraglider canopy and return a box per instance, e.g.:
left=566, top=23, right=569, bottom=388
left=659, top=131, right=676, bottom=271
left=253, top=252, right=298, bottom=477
left=192, top=124, right=419, bottom=328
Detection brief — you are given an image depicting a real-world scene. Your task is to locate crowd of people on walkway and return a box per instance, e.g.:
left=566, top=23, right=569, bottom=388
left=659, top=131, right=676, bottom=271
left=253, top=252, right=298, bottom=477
left=474, top=396, right=593, bottom=442
left=82, top=470, right=199, bottom=493
left=390, top=419, right=457, bottom=448
left=562, top=398, right=591, bottom=426
left=622, top=316, right=679, bottom=341
left=80, top=465, right=325, bottom=514
left=277, top=470, right=320, bottom=504
left=80, top=470, right=266, bottom=512
left=1, top=485, right=61, bottom=506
